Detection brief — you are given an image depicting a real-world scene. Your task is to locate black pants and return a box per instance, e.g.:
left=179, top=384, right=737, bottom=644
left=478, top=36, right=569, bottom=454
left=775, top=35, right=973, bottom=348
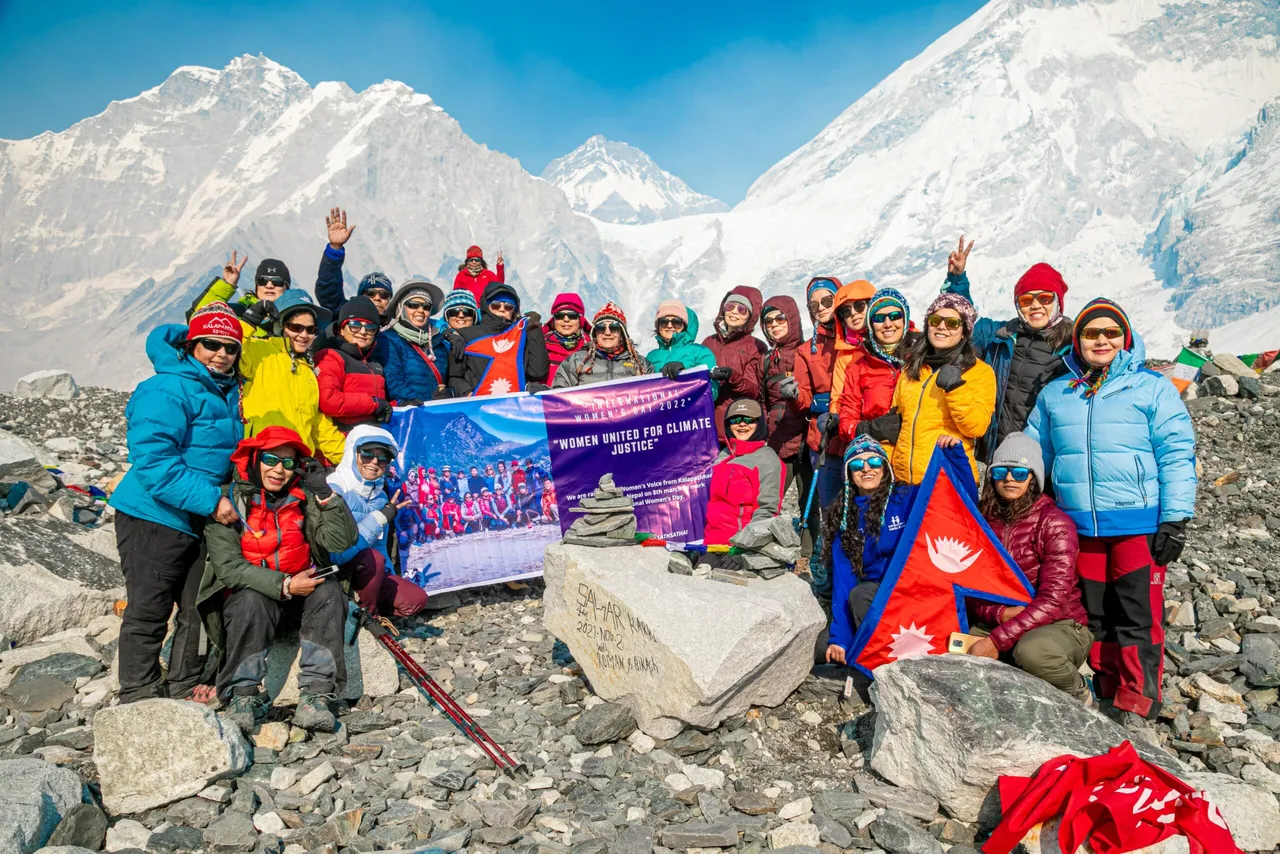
left=116, top=512, right=206, bottom=703
left=848, top=581, right=881, bottom=702
left=217, top=580, right=347, bottom=699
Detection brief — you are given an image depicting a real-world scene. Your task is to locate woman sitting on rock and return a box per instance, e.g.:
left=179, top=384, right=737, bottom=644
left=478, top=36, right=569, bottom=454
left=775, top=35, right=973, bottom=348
left=967, top=432, right=1093, bottom=703
left=201, top=427, right=358, bottom=734
left=704, top=399, right=784, bottom=548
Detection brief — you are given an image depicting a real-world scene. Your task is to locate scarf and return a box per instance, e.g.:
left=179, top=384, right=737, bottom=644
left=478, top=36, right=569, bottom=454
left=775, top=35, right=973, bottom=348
left=550, top=328, right=583, bottom=352
left=1069, top=365, right=1111, bottom=399
left=868, top=334, right=904, bottom=368
left=392, top=318, right=434, bottom=351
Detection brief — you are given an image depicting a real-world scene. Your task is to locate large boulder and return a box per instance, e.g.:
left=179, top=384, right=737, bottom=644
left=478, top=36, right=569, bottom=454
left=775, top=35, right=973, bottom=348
left=0, top=518, right=124, bottom=645
left=0, top=431, right=58, bottom=492
left=1186, top=771, right=1280, bottom=852
left=93, top=699, right=251, bottom=815
left=869, top=656, right=1187, bottom=823
left=0, top=758, right=83, bottom=854
left=264, top=618, right=400, bottom=704
left=542, top=542, right=824, bottom=738
left=14, top=370, right=79, bottom=401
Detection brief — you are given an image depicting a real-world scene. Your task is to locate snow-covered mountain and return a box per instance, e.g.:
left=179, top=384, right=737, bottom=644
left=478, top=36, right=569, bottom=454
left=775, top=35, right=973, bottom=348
left=541, top=135, right=727, bottom=224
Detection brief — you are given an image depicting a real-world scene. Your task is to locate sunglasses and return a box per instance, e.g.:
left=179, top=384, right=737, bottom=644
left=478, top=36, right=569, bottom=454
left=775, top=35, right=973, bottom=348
left=656, top=316, right=686, bottom=329
left=727, top=415, right=759, bottom=426
left=1080, top=326, right=1125, bottom=341
left=763, top=313, right=788, bottom=326
left=359, top=450, right=393, bottom=465
left=1016, top=292, right=1056, bottom=309
left=284, top=322, right=317, bottom=335
left=344, top=320, right=379, bottom=334
left=871, top=310, right=905, bottom=324
left=260, top=452, right=299, bottom=471
left=195, top=338, right=241, bottom=356
left=403, top=300, right=432, bottom=312
left=848, top=457, right=884, bottom=472
left=365, top=288, right=392, bottom=300
left=927, top=314, right=963, bottom=330
left=594, top=321, right=624, bottom=334
left=488, top=301, right=515, bottom=311
left=808, top=294, right=835, bottom=311
left=990, top=466, right=1032, bottom=482
left=256, top=277, right=287, bottom=288
left=837, top=300, right=869, bottom=318
left=723, top=303, right=751, bottom=315
left=446, top=308, right=476, bottom=319
left=552, top=311, right=581, bottom=322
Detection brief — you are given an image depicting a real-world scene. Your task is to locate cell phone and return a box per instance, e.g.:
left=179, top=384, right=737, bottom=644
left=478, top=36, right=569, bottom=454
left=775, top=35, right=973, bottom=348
left=948, top=632, right=982, bottom=654
left=312, top=565, right=340, bottom=579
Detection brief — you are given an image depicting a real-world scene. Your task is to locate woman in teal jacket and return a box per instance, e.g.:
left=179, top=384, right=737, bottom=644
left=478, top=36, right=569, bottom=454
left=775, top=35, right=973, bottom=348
left=109, top=304, right=244, bottom=704
left=646, top=299, right=719, bottom=393
left=1025, top=298, right=1195, bottom=724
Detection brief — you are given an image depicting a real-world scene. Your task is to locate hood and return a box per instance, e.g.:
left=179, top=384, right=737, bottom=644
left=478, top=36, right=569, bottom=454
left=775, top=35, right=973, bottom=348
left=1065, top=329, right=1148, bottom=383
left=329, top=424, right=400, bottom=500
left=761, top=295, right=803, bottom=350
left=230, top=426, right=312, bottom=484
left=714, top=286, right=763, bottom=339
left=390, top=279, right=446, bottom=319
left=480, top=282, right=521, bottom=328
left=653, top=303, right=702, bottom=350
left=146, top=324, right=238, bottom=393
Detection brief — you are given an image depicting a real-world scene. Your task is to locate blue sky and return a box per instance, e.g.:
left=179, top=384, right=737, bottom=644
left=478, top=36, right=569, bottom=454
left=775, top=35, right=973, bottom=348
left=0, top=0, right=985, bottom=203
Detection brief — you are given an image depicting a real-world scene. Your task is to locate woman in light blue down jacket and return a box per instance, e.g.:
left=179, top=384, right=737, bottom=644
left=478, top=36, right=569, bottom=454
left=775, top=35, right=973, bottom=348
left=1025, top=298, right=1196, bottom=725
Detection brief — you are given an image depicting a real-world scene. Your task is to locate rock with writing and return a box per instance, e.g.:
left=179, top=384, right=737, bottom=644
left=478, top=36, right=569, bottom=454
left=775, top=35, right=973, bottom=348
left=562, top=474, right=640, bottom=548
left=543, top=541, right=824, bottom=738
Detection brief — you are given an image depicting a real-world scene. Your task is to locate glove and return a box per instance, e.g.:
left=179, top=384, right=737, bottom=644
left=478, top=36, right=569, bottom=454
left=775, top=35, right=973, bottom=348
left=241, top=299, right=279, bottom=331
left=399, top=398, right=424, bottom=407
left=816, top=412, right=839, bottom=438
left=809, top=392, right=831, bottom=415
left=709, top=366, right=732, bottom=382
left=661, top=362, right=685, bottom=381
left=526, top=382, right=550, bottom=393
left=858, top=413, right=903, bottom=444
left=1149, top=520, right=1188, bottom=566
left=301, top=458, right=332, bottom=498
left=373, top=398, right=393, bottom=422
left=779, top=375, right=799, bottom=401
left=379, top=501, right=400, bottom=524
left=432, top=387, right=457, bottom=400
left=935, top=364, right=965, bottom=392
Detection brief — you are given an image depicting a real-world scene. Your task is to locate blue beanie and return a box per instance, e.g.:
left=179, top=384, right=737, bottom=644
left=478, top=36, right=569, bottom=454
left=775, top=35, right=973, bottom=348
left=840, top=434, right=894, bottom=530
left=807, top=277, right=840, bottom=298
left=441, top=289, right=479, bottom=318
left=358, top=272, right=393, bottom=295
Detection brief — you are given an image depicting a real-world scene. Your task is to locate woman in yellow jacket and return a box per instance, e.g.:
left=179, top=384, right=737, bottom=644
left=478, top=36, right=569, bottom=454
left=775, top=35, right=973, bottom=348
left=889, top=292, right=996, bottom=484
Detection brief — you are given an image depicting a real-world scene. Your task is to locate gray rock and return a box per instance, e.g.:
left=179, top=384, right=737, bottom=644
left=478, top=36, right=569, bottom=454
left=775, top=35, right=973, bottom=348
left=14, top=371, right=79, bottom=401
left=1212, top=352, right=1257, bottom=380
left=854, top=774, right=939, bottom=822
left=1239, top=376, right=1263, bottom=399
left=729, top=518, right=776, bottom=549
left=613, top=825, right=656, bottom=854
left=1186, top=771, right=1280, bottom=852
left=1242, top=633, right=1280, bottom=678
left=0, top=677, right=75, bottom=712
left=870, top=810, right=943, bottom=854
left=869, top=656, right=1186, bottom=823
left=163, top=797, right=222, bottom=829
left=45, top=804, right=107, bottom=851
left=427, top=825, right=471, bottom=853
left=544, top=542, right=824, bottom=738
left=659, top=821, right=740, bottom=848
left=812, top=813, right=853, bottom=848
left=0, top=431, right=58, bottom=492
left=1204, top=375, right=1240, bottom=397
left=29, top=847, right=99, bottom=854
left=265, top=620, right=398, bottom=704
left=477, top=798, right=537, bottom=829
left=146, top=824, right=206, bottom=852
left=93, top=699, right=251, bottom=815
left=202, top=812, right=257, bottom=853
left=769, top=515, right=802, bottom=548
left=13, top=653, right=104, bottom=686
left=667, top=552, right=694, bottom=575
left=573, top=702, right=637, bottom=745
left=430, top=768, right=474, bottom=792
left=0, top=758, right=82, bottom=854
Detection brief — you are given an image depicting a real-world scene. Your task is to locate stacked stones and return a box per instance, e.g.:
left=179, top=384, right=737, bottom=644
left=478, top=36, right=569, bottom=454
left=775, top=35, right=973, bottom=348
left=668, top=516, right=802, bottom=582
left=562, top=474, right=638, bottom=547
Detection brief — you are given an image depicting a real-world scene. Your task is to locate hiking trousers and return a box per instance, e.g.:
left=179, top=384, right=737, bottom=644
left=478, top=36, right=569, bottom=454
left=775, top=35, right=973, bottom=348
left=1078, top=534, right=1165, bottom=718
left=218, top=579, right=346, bottom=699
left=345, top=548, right=428, bottom=619
left=115, top=511, right=205, bottom=703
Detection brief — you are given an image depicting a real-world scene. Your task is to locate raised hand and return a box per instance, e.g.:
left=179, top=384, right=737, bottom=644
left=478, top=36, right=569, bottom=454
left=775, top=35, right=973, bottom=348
left=326, top=207, right=356, bottom=249
left=223, top=251, right=249, bottom=287
left=496, top=251, right=504, bottom=266
left=947, top=235, right=975, bottom=276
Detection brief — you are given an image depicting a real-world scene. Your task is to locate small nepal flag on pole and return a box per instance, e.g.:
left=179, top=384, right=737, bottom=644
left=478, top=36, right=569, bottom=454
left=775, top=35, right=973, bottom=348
left=849, top=445, right=1034, bottom=676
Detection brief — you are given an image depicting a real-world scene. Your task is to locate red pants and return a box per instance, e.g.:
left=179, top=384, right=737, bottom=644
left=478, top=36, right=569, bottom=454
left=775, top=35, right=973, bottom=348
left=345, top=549, right=428, bottom=619
left=1077, top=535, right=1165, bottom=718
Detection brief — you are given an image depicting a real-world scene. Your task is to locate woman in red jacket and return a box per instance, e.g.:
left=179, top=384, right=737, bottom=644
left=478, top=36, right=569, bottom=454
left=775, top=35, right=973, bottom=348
left=838, top=288, right=917, bottom=449
left=968, top=432, right=1093, bottom=702
left=760, top=296, right=808, bottom=494
left=452, top=245, right=505, bottom=302
left=542, top=293, right=588, bottom=384
left=315, top=296, right=391, bottom=430
left=704, top=399, right=784, bottom=548
left=703, top=286, right=766, bottom=447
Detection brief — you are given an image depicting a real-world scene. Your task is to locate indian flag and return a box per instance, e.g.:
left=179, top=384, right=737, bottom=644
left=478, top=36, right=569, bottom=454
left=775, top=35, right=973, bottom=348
left=1170, top=347, right=1207, bottom=393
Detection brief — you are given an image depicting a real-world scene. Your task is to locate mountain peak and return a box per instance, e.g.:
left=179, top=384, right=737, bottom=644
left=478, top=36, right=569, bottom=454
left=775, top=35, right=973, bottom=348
left=542, top=136, right=727, bottom=225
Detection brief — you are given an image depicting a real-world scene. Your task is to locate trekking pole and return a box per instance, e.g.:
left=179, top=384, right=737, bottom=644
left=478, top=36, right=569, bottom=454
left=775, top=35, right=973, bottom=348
left=800, top=417, right=834, bottom=532
left=357, top=608, right=522, bottom=773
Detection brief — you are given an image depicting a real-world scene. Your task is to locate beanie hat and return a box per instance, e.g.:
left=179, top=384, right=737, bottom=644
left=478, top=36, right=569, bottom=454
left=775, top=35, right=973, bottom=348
left=441, top=289, right=479, bottom=319
left=806, top=277, right=842, bottom=299
left=338, top=295, right=381, bottom=328
left=550, top=293, right=586, bottom=317
left=655, top=299, right=688, bottom=324
left=840, top=434, right=895, bottom=530
left=357, top=272, right=393, bottom=296
left=989, top=431, right=1045, bottom=489
left=255, top=259, right=291, bottom=288
left=1014, top=263, right=1068, bottom=310
left=925, top=292, right=978, bottom=333
left=592, top=301, right=627, bottom=329
left=188, top=301, right=244, bottom=343
left=466, top=245, right=484, bottom=260
left=1072, top=297, right=1133, bottom=363
left=867, top=287, right=909, bottom=326
left=724, top=293, right=752, bottom=312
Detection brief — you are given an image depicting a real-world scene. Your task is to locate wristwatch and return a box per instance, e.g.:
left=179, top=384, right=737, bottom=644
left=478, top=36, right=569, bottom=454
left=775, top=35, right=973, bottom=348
left=281, top=576, right=293, bottom=600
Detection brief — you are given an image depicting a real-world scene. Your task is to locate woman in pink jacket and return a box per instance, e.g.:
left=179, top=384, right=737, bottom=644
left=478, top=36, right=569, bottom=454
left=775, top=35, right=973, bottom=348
left=704, top=399, right=784, bottom=547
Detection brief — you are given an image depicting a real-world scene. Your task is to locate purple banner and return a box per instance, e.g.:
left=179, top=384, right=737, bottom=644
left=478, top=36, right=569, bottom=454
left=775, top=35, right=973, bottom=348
left=541, top=370, right=719, bottom=542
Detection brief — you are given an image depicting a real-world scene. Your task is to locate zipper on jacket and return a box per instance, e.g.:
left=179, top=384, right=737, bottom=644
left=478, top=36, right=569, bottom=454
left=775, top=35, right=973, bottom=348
left=906, top=374, right=934, bottom=478
left=1086, top=395, right=1097, bottom=535
left=271, top=510, right=282, bottom=571
left=1135, top=455, right=1148, bottom=506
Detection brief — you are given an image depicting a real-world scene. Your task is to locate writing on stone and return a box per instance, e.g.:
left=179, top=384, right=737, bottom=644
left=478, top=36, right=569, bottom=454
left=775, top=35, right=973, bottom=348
left=573, top=582, right=659, bottom=674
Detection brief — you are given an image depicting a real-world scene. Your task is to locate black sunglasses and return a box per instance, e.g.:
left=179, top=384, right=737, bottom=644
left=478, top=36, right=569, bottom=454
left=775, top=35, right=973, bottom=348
left=552, top=311, right=581, bottom=322
left=594, top=321, right=624, bottom=334
left=365, top=288, right=392, bottom=299
left=808, top=294, right=835, bottom=310
left=403, top=300, right=432, bottom=312
left=656, top=317, right=686, bottom=329
left=256, top=276, right=288, bottom=287
left=837, top=300, right=869, bottom=318
left=359, top=450, right=393, bottom=465
left=446, top=308, right=476, bottom=318
left=284, top=321, right=317, bottom=335
left=194, top=338, right=241, bottom=356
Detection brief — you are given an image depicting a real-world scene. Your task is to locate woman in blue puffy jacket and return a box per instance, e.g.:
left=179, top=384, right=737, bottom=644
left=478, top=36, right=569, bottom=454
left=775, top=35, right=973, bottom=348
left=379, top=280, right=448, bottom=405
left=1025, top=298, right=1196, bottom=724
left=109, top=303, right=244, bottom=704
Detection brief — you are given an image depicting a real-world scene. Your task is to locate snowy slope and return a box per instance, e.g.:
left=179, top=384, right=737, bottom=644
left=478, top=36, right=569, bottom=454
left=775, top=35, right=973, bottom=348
left=541, top=135, right=727, bottom=224
left=0, top=56, right=620, bottom=387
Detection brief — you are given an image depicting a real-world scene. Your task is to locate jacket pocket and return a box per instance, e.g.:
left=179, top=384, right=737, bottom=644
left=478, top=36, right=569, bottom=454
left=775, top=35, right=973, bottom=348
left=1135, top=455, right=1148, bottom=506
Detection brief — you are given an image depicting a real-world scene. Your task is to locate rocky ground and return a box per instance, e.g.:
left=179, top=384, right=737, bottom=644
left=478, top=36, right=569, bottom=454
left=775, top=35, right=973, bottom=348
left=3, top=359, right=1280, bottom=854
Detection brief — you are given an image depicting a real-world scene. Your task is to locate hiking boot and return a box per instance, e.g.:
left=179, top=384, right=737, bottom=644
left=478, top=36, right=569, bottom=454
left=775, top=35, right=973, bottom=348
left=222, top=693, right=267, bottom=734
left=294, top=693, right=337, bottom=732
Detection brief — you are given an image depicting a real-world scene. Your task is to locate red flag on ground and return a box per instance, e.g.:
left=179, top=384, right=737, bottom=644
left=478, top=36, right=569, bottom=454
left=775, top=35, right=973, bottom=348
left=849, top=445, right=1034, bottom=675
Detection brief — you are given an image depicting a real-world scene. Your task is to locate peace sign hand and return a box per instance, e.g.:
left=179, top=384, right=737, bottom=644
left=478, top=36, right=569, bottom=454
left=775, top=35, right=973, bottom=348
left=223, top=251, right=249, bottom=287
left=948, top=235, right=975, bottom=276
left=496, top=251, right=504, bottom=266
left=327, top=207, right=356, bottom=249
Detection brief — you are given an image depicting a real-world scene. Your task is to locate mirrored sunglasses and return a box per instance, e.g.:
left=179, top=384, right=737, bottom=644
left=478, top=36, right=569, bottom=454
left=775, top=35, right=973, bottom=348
left=990, top=466, right=1032, bottom=482
left=926, top=314, right=963, bottom=330
left=1016, top=292, right=1056, bottom=308
left=871, top=310, right=905, bottom=324
left=260, top=452, right=299, bottom=471
left=726, top=415, right=759, bottom=426
left=848, top=457, right=884, bottom=472
left=1080, top=326, right=1125, bottom=341
left=723, top=302, right=751, bottom=315
left=195, top=338, right=241, bottom=356
left=488, top=300, right=515, bottom=311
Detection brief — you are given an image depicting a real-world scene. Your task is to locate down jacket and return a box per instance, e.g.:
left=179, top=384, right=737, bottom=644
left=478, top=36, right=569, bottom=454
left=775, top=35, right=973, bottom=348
left=973, top=494, right=1089, bottom=653
left=452, top=260, right=506, bottom=302
left=109, top=325, right=241, bottom=538
left=702, top=286, right=767, bottom=445
left=1024, top=332, right=1197, bottom=537
left=326, top=425, right=400, bottom=564
left=448, top=283, right=550, bottom=396
left=837, top=331, right=920, bottom=448
left=890, top=359, right=997, bottom=485
left=315, top=337, right=387, bottom=429
left=760, top=295, right=808, bottom=460
left=792, top=314, right=840, bottom=455
left=645, top=305, right=719, bottom=382
left=552, top=347, right=654, bottom=388
left=703, top=416, right=784, bottom=545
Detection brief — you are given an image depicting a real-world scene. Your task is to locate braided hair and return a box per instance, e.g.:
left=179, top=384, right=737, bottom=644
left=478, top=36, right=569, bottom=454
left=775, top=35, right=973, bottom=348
left=821, top=478, right=893, bottom=579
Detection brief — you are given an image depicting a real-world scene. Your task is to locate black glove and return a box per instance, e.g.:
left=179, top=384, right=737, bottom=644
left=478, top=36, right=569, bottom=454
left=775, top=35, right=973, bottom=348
left=816, top=412, right=840, bottom=438
left=709, top=366, right=732, bottom=382
left=433, top=387, right=456, bottom=400
left=526, top=382, right=550, bottom=393
left=858, top=412, right=903, bottom=444
left=661, top=362, right=685, bottom=381
left=399, top=398, right=424, bottom=407
left=301, top=458, right=332, bottom=498
left=779, top=375, right=799, bottom=401
left=373, top=398, right=393, bottom=423
left=241, top=299, right=279, bottom=331
left=379, top=501, right=400, bottom=524
left=1149, top=520, right=1188, bottom=566
left=935, top=364, right=965, bottom=392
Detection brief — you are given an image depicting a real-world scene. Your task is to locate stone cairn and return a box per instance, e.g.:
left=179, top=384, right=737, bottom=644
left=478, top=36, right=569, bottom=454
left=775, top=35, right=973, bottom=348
left=562, top=474, right=638, bottom=547
left=667, top=516, right=802, bottom=583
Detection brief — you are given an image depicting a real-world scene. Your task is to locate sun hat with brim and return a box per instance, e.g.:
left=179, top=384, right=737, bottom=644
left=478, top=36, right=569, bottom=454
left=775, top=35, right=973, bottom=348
left=389, top=280, right=445, bottom=318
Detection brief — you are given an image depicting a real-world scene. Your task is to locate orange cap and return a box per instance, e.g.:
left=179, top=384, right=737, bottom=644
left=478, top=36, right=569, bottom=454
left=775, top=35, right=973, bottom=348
left=834, top=279, right=875, bottom=308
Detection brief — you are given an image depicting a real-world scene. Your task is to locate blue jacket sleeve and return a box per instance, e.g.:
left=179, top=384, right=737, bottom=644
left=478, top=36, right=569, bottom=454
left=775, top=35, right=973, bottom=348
left=126, top=384, right=223, bottom=518
left=829, top=538, right=856, bottom=652
left=315, top=244, right=347, bottom=318
left=1023, top=392, right=1055, bottom=486
left=944, top=271, right=1001, bottom=353
left=1148, top=376, right=1197, bottom=523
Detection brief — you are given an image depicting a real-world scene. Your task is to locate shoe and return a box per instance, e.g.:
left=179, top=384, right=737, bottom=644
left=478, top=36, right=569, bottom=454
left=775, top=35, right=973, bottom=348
left=294, top=693, right=337, bottom=732
left=222, top=693, right=268, bottom=734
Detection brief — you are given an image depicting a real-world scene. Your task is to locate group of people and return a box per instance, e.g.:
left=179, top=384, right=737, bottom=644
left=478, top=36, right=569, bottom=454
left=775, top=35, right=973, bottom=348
left=111, top=204, right=1195, bottom=735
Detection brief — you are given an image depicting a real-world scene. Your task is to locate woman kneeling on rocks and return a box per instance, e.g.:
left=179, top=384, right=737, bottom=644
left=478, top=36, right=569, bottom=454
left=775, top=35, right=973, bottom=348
left=201, top=427, right=358, bottom=734
left=966, top=432, right=1093, bottom=703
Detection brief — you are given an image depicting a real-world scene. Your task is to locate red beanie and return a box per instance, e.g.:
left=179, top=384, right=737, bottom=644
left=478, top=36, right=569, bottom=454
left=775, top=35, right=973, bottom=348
left=466, top=245, right=484, bottom=260
left=593, top=301, right=627, bottom=328
left=1014, top=263, right=1068, bottom=309
left=188, top=301, right=243, bottom=343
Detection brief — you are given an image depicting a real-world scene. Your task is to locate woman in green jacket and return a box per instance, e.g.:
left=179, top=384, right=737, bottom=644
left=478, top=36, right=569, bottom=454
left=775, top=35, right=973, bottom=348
left=646, top=299, right=721, bottom=391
